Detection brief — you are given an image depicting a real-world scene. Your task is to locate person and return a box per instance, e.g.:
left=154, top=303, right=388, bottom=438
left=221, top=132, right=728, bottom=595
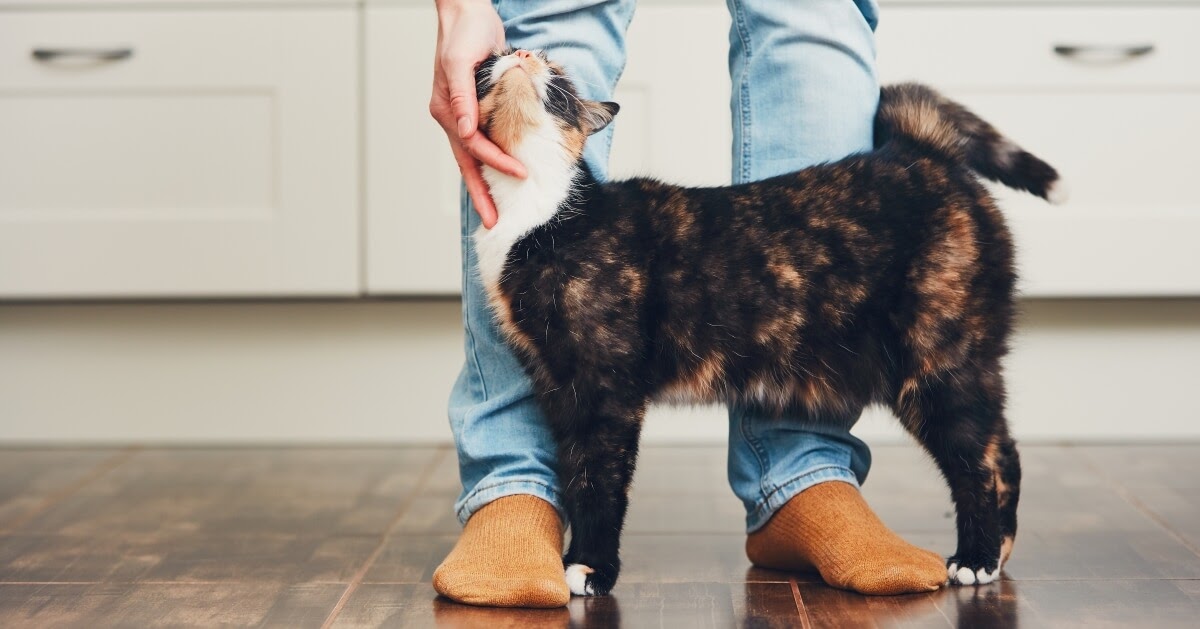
left=428, top=0, right=946, bottom=607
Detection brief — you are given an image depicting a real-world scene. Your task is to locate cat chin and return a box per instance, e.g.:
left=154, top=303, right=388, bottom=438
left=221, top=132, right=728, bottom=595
left=475, top=116, right=579, bottom=291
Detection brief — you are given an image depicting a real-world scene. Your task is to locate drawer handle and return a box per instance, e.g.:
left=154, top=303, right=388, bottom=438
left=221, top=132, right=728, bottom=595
left=32, top=47, right=134, bottom=62
left=1053, top=44, right=1155, bottom=62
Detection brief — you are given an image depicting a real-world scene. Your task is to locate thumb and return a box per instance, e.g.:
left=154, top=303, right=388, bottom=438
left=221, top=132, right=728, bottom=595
left=446, top=60, right=479, bottom=140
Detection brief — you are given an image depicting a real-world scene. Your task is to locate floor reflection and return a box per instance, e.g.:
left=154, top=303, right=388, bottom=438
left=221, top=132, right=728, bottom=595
left=433, top=596, right=571, bottom=628
left=947, top=579, right=1020, bottom=628
left=430, top=578, right=1022, bottom=628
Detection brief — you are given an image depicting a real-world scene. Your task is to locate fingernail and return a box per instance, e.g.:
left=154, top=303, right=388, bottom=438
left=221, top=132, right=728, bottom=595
left=457, top=116, right=471, bottom=138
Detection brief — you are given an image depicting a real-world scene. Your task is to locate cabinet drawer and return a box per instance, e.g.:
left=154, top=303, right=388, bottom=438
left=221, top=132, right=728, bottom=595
left=879, top=8, right=1200, bottom=296
left=0, top=10, right=358, bottom=298
left=879, top=7, right=1200, bottom=89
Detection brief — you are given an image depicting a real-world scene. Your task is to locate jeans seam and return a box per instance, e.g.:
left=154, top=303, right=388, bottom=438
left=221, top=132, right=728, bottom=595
left=736, top=409, right=772, bottom=502
left=596, top=5, right=635, bottom=176
left=729, top=0, right=753, bottom=184
left=460, top=190, right=490, bottom=401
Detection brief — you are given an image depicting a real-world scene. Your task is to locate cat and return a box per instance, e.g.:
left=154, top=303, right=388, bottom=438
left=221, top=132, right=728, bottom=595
left=471, top=48, right=1062, bottom=597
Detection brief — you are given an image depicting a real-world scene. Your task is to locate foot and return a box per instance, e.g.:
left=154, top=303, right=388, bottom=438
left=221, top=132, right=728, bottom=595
left=432, top=495, right=570, bottom=608
left=745, top=481, right=946, bottom=595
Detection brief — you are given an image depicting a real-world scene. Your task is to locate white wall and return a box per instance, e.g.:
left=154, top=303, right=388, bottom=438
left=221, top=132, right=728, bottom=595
left=1, top=298, right=1197, bottom=445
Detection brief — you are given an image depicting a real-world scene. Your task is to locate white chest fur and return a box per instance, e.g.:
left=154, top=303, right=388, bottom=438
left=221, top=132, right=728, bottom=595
left=474, top=117, right=578, bottom=291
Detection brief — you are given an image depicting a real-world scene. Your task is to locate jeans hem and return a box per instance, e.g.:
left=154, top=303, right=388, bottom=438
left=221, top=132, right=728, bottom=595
left=456, top=479, right=565, bottom=526
left=745, top=465, right=860, bottom=533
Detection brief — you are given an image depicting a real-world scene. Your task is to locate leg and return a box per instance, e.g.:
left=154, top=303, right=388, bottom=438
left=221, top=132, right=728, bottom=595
left=556, top=401, right=646, bottom=597
left=724, top=0, right=880, bottom=524
left=725, top=0, right=946, bottom=594
left=436, top=0, right=635, bottom=608
left=892, top=364, right=1017, bottom=585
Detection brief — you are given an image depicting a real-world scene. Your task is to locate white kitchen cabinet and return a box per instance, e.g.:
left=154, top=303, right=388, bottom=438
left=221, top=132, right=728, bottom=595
left=4, top=1, right=1195, bottom=298
left=0, top=8, right=359, bottom=298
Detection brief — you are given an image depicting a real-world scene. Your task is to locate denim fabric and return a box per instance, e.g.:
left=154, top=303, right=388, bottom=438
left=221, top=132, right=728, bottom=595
left=448, top=0, right=880, bottom=532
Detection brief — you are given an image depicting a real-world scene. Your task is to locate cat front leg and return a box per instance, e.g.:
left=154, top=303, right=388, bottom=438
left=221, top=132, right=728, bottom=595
left=553, top=402, right=646, bottom=597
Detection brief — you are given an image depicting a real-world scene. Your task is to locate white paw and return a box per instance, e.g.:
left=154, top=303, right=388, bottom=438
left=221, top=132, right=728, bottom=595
left=975, top=566, right=1000, bottom=585
left=947, top=563, right=959, bottom=580
left=564, top=563, right=594, bottom=596
left=953, top=566, right=977, bottom=585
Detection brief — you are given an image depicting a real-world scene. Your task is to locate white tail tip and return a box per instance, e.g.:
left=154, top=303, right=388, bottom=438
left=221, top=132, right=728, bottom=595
left=1046, top=179, right=1070, bottom=205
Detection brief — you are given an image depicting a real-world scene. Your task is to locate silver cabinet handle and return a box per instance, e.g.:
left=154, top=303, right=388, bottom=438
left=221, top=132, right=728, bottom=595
left=1053, top=44, right=1155, bottom=61
left=32, top=47, right=134, bottom=62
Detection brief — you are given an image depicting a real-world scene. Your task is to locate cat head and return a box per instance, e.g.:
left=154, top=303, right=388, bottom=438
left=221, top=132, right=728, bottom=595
left=475, top=49, right=619, bottom=162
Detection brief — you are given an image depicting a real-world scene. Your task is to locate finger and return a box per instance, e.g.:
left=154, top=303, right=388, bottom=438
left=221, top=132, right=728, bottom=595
left=444, top=56, right=482, bottom=140
left=451, top=143, right=498, bottom=229
left=463, top=132, right=527, bottom=179
left=464, top=165, right=499, bottom=229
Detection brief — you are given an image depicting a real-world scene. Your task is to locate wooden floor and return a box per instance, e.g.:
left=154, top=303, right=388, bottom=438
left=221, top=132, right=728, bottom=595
left=1, top=444, right=1199, bottom=628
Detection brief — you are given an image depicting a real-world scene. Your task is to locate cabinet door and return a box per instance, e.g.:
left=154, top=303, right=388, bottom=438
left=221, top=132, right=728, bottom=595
left=0, top=9, right=359, bottom=298
left=878, top=7, right=1200, bottom=296
left=609, top=5, right=732, bottom=185
left=363, top=4, right=461, bottom=295
left=363, top=3, right=732, bottom=295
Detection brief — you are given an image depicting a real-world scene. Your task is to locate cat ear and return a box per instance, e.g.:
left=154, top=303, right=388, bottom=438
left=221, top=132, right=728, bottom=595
left=582, top=101, right=620, bottom=135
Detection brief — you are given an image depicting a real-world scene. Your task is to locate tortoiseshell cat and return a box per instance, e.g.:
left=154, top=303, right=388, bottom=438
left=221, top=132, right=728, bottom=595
left=472, top=49, right=1062, bottom=596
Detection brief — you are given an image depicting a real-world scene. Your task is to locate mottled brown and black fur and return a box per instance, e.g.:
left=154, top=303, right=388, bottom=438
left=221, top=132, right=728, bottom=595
left=474, top=51, right=1057, bottom=596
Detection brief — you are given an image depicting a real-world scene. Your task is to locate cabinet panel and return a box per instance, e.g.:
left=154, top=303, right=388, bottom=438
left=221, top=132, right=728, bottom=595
left=0, top=10, right=359, bottom=298
left=1, top=92, right=274, bottom=217
left=364, top=5, right=461, bottom=295
left=962, top=92, right=1200, bottom=296
left=610, top=7, right=732, bottom=185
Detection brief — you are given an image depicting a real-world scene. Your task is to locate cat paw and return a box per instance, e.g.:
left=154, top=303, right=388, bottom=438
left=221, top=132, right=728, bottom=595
left=564, top=562, right=617, bottom=596
left=946, top=554, right=1001, bottom=586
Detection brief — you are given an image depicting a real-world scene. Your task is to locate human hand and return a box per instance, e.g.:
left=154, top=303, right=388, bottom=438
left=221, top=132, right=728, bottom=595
left=430, top=0, right=526, bottom=229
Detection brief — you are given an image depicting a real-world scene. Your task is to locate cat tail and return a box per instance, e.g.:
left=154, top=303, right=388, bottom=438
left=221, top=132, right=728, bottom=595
left=875, top=83, right=1066, bottom=204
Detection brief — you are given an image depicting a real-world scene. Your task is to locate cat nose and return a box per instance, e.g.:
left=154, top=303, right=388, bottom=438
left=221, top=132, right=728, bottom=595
left=514, top=49, right=533, bottom=59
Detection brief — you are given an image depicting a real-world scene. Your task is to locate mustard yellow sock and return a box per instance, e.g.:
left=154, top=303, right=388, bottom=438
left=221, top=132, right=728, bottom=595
left=432, top=495, right=570, bottom=608
left=746, top=481, right=946, bottom=595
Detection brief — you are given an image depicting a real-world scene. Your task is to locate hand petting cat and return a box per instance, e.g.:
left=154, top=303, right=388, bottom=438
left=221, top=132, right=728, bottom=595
left=430, top=0, right=526, bottom=229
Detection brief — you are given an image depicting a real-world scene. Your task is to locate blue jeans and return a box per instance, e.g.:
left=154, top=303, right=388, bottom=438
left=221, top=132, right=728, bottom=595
left=449, top=0, right=879, bottom=533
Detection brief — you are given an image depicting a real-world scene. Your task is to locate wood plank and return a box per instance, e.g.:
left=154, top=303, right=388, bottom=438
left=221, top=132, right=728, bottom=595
left=1076, top=445, right=1200, bottom=554
left=0, top=582, right=345, bottom=628
left=0, top=532, right=378, bottom=584
left=0, top=449, right=127, bottom=531
left=13, top=448, right=441, bottom=537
